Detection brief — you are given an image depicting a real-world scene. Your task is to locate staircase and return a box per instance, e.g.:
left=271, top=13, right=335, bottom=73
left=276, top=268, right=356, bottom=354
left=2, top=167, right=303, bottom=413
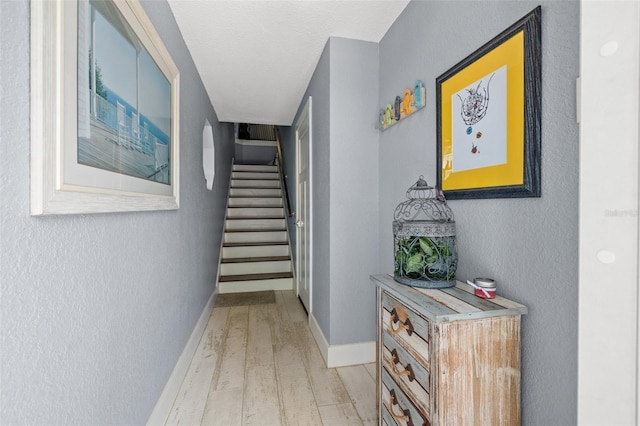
left=217, top=163, right=294, bottom=293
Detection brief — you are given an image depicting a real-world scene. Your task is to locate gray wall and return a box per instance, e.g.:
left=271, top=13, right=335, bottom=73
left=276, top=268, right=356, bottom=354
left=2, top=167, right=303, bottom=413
left=283, top=39, right=333, bottom=338
left=378, top=2, right=579, bottom=424
left=282, top=38, right=379, bottom=345
left=234, top=142, right=277, bottom=165
left=328, top=38, right=379, bottom=345
left=0, top=1, right=234, bottom=424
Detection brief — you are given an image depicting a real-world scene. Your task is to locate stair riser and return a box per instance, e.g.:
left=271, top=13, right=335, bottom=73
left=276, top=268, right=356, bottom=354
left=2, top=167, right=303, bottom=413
left=231, top=180, right=280, bottom=189
left=232, top=172, right=279, bottom=180
left=227, top=208, right=284, bottom=218
left=220, top=260, right=291, bottom=276
left=224, top=231, right=288, bottom=244
left=229, top=188, right=282, bottom=197
left=228, top=198, right=283, bottom=208
left=218, top=278, right=293, bottom=294
left=233, top=165, right=278, bottom=173
left=222, top=245, right=290, bottom=259
left=226, top=219, right=286, bottom=231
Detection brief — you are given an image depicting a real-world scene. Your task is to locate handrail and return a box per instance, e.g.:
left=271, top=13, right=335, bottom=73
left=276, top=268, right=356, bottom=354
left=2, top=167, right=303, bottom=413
left=274, top=127, right=294, bottom=218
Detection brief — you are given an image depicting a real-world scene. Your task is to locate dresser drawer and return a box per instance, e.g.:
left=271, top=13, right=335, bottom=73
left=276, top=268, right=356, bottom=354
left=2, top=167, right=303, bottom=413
left=382, top=332, right=430, bottom=418
left=381, top=291, right=430, bottom=367
left=381, top=368, right=430, bottom=426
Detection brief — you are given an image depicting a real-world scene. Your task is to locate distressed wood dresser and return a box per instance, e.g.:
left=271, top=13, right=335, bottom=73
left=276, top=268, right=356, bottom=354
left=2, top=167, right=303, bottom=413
left=371, top=274, right=527, bottom=426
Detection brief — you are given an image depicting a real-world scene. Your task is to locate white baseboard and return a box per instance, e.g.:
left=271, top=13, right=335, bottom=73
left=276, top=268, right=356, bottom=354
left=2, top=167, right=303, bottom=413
left=308, top=313, right=376, bottom=368
left=147, top=289, right=217, bottom=426
left=309, top=313, right=330, bottom=365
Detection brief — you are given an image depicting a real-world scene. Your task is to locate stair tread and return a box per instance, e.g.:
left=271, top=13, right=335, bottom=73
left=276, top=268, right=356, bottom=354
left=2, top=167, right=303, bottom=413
left=219, top=271, right=293, bottom=282
left=233, top=168, right=278, bottom=170
left=226, top=229, right=287, bottom=233
left=232, top=173, right=279, bottom=177
left=229, top=195, right=282, bottom=198
left=232, top=178, right=280, bottom=182
left=227, top=206, right=283, bottom=211
left=231, top=166, right=278, bottom=173
left=223, top=241, right=289, bottom=247
left=227, top=210, right=284, bottom=213
left=225, top=228, right=285, bottom=231
left=230, top=187, right=281, bottom=189
left=227, top=215, right=284, bottom=220
left=221, top=256, right=290, bottom=264
left=226, top=217, right=286, bottom=221
left=232, top=168, right=279, bottom=171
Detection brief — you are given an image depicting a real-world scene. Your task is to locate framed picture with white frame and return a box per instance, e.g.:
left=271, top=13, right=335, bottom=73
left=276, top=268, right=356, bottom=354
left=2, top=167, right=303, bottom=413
left=31, top=0, right=180, bottom=215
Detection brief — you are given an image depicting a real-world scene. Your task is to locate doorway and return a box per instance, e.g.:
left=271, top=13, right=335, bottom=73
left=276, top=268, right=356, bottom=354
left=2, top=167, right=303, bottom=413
left=295, top=97, right=312, bottom=314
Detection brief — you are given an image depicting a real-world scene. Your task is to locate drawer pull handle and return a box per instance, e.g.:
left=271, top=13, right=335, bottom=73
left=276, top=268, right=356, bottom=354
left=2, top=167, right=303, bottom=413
left=390, top=348, right=416, bottom=382
left=389, top=389, right=413, bottom=426
left=389, top=307, right=414, bottom=336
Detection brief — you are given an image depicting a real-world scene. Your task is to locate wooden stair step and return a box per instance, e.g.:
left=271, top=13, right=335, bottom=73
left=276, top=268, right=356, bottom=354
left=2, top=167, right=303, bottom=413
left=225, top=229, right=286, bottom=233
left=232, top=178, right=280, bottom=182
left=218, top=271, right=293, bottom=282
left=221, top=256, right=290, bottom=264
left=225, top=217, right=285, bottom=220
left=232, top=168, right=278, bottom=171
left=225, top=230, right=286, bottom=234
left=226, top=216, right=286, bottom=220
left=230, top=183, right=281, bottom=189
left=229, top=195, right=282, bottom=198
left=223, top=241, right=289, bottom=247
left=233, top=163, right=278, bottom=173
left=232, top=169, right=279, bottom=173
left=226, top=217, right=284, bottom=219
left=231, top=188, right=281, bottom=191
left=231, top=170, right=280, bottom=180
left=228, top=197, right=283, bottom=205
left=227, top=209, right=284, bottom=212
left=227, top=216, right=286, bottom=220
left=229, top=188, right=282, bottom=195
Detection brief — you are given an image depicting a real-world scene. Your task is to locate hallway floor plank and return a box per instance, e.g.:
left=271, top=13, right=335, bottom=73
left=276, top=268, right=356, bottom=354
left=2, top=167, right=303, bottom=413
left=165, top=290, right=376, bottom=425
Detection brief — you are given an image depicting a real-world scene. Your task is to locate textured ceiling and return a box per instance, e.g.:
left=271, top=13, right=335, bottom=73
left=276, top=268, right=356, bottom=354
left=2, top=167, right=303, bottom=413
left=168, top=0, right=409, bottom=125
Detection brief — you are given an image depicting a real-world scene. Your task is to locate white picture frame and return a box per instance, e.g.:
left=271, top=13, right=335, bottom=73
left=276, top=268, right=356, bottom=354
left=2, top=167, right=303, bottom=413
left=31, top=0, right=180, bottom=215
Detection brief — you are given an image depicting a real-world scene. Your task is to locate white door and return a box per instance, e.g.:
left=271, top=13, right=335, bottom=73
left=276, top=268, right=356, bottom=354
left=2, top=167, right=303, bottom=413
left=295, top=97, right=312, bottom=313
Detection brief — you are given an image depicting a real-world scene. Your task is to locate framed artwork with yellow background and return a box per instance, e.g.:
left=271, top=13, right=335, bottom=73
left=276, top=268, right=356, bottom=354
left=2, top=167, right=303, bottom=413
left=436, top=7, right=541, bottom=199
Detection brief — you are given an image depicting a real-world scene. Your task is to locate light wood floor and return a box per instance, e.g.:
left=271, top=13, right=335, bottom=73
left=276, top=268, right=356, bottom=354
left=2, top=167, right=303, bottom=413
left=165, top=290, right=378, bottom=425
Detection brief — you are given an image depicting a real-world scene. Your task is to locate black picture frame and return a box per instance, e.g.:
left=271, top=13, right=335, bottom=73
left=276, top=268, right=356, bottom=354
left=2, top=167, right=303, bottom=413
left=436, top=6, right=541, bottom=200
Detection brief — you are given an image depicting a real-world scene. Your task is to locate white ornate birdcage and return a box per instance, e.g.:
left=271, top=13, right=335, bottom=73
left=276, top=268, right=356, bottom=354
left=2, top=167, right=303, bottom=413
left=393, top=176, right=457, bottom=288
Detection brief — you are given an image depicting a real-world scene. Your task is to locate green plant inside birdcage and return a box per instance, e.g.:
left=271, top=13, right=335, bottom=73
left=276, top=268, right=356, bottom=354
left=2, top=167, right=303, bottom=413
left=394, top=235, right=457, bottom=282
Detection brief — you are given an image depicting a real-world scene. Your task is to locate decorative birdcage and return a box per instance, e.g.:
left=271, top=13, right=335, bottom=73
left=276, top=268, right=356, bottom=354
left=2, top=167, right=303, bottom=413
left=393, top=176, right=457, bottom=288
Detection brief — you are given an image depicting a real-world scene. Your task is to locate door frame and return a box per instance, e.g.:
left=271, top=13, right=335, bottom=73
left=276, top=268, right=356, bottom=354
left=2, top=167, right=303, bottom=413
left=295, top=96, right=313, bottom=313
left=578, top=1, right=640, bottom=423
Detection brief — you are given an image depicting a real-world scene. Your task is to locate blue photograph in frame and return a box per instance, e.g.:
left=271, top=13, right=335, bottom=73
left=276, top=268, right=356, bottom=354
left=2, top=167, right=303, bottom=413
left=77, top=0, right=172, bottom=185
